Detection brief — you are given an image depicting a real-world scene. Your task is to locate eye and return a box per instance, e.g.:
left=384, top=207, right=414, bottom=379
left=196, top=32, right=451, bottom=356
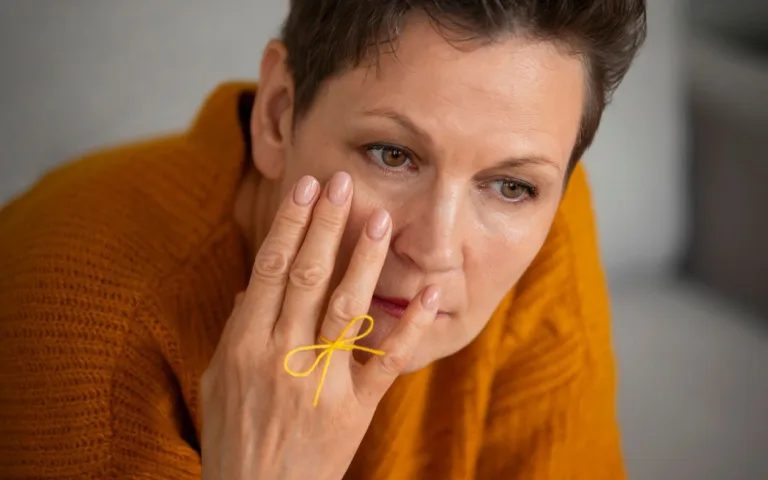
left=490, top=179, right=536, bottom=202
left=366, top=144, right=413, bottom=169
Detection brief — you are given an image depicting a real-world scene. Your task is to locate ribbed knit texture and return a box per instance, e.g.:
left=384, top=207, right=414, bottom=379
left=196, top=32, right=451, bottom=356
left=0, top=82, right=624, bottom=479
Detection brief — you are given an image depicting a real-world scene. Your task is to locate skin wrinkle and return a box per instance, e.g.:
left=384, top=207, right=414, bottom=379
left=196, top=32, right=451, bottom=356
left=247, top=15, right=584, bottom=372
left=362, top=77, right=569, bottom=178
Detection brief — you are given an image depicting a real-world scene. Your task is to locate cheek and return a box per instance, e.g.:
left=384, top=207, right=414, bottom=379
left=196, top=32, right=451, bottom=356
left=471, top=214, right=554, bottom=288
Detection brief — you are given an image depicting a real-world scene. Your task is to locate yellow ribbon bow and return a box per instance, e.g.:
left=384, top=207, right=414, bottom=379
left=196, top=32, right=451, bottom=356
left=283, top=315, right=385, bottom=407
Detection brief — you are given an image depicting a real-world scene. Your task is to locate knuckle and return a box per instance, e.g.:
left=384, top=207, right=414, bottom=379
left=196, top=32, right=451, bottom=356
left=379, top=351, right=411, bottom=376
left=312, top=211, right=345, bottom=231
left=253, top=249, right=290, bottom=282
left=327, top=291, right=366, bottom=322
left=275, top=209, right=308, bottom=232
left=407, top=312, right=433, bottom=332
left=354, top=242, right=383, bottom=268
left=288, top=262, right=330, bottom=290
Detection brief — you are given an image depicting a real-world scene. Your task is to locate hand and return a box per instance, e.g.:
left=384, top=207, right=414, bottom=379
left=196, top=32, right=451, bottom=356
left=200, top=172, right=440, bottom=480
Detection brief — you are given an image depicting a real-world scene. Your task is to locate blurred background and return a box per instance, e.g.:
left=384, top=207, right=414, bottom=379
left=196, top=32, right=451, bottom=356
left=0, top=1, right=765, bottom=478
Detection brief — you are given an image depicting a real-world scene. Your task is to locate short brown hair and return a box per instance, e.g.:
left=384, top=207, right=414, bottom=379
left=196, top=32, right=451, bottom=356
left=280, top=0, right=647, bottom=170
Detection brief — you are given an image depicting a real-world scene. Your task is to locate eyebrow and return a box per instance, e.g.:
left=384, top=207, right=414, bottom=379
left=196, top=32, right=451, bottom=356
left=494, top=156, right=562, bottom=173
left=359, top=107, right=562, bottom=173
left=361, top=107, right=435, bottom=148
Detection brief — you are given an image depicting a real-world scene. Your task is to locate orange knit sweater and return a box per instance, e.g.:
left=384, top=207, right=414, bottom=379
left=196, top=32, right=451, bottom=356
left=0, top=82, right=624, bottom=479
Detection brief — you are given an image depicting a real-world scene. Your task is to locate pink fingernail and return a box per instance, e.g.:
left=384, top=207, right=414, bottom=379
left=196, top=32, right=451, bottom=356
left=421, top=285, right=440, bottom=310
left=294, top=176, right=319, bottom=205
left=366, top=209, right=390, bottom=241
left=328, top=172, right=352, bottom=206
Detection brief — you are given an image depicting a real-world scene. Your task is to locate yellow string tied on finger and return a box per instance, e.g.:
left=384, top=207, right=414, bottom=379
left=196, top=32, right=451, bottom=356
left=283, top=315, right=385, bottom=407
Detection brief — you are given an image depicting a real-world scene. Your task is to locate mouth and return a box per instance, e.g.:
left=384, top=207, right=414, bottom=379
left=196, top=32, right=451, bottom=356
left=370, top=294, right=448, bottom=320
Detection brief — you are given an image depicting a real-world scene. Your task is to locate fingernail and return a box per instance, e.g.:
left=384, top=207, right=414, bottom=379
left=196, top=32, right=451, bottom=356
left=366, top=209, right=390, bottom=241
left=328, top=172, right=352, bottom=206
left=293, top=176, right=319, bottom=205
left=421, top=285, right=440, bottom=310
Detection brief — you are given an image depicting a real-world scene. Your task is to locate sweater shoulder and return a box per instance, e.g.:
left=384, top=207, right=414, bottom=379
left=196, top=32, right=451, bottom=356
left=0, top=134, right=237, bottom=290
left=0, top=134, right=244, bottom=366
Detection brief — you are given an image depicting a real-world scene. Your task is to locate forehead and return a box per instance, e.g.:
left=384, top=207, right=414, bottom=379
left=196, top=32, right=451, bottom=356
left=311, top=16, right=586, bottom=166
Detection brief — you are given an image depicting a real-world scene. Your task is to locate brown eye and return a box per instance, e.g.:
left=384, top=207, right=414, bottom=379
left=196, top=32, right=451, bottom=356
left=498, top=180, right=531, bottom=201
left=368, top=145, right=411, bottom=169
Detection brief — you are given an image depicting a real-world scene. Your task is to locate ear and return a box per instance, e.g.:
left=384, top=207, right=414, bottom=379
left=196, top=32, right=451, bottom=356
left=251, top=40, right=294, bottom=180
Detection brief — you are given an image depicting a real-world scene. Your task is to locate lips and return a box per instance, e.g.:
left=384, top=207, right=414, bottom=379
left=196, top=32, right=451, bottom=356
left=370, top=294, right=448, bottom=319
left=370, top=295, right=409, bottom=319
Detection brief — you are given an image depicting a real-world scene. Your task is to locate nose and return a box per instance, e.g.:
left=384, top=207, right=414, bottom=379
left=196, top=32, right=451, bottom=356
left=391, top=182, right=465, bottom=274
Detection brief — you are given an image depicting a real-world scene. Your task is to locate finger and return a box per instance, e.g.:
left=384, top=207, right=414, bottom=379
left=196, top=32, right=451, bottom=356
left=233, top=292, right=246, bottom=311
left=274, top=171, right=353, bottom=343
left=234, top=175, right=320, bottom=336
left=319, top=208, right=391, bottom=345
left=353, top=285, right=440, bottom=405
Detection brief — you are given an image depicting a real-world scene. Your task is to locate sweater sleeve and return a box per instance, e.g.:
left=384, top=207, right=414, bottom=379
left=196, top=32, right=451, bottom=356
left=0, top=296, right=202, bottom=479
left=475, top=164, right=624, bottom=479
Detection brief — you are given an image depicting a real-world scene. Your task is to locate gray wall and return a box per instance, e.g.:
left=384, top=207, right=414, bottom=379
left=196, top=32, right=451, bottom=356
left=0, top=0, right=685, bottom=280
left=691, top=0, right=768, bottom=34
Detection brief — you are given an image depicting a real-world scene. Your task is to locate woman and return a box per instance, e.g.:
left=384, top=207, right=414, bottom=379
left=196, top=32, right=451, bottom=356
left=0, top=1, right=646, bottom=478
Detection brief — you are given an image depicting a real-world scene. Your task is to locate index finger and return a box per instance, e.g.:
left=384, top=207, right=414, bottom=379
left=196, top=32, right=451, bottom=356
left=235, top=175, right=320, bottom=335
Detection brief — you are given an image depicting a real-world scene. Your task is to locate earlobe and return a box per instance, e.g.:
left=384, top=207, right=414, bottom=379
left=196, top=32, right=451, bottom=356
left=251, top=40, right=294, bottom=180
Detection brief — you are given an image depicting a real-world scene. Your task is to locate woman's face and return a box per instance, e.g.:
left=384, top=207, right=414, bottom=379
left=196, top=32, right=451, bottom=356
left=252, top=17, right=584, bottom=371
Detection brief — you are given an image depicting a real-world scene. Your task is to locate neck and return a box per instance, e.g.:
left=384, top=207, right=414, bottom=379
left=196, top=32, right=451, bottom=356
left=234, top=164, right=281, bottom=261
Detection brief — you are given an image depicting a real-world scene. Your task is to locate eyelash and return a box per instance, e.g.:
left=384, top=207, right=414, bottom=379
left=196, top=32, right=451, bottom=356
left=481, top=179, right=538, bottom=204
left=363, top=143, right=538, bottom=204
left=365, top=143, right=417, bottom=175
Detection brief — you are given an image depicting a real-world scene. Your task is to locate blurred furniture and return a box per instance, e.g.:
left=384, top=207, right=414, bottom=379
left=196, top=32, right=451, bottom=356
left=684, top=18, right=768, bottom=317
left=614, top=7, right=768, bottom=478
left=612, top=278, right=768, bottom=480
